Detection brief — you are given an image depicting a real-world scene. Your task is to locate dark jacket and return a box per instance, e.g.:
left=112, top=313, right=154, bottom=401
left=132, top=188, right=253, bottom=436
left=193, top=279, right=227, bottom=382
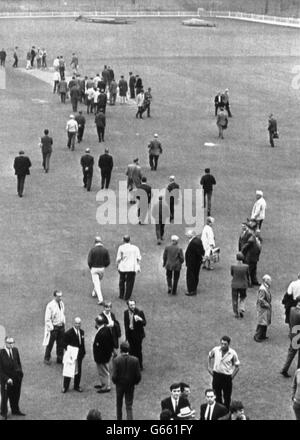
left=129, top=75, right=136, bottom=88
left=241, top=234, right=262, bottom=263
left=112, top=353, right=141, bottom=387
left=118, top=79, right=128, bottom=96
left=88, top=244, right=110, bottom=269
left=98, top=153, right=113, bottom=171
left=185, top=236, right=205, bottom=268
left=124, top=308, right=146, bottom=341
left=95, top=112, right=106, bottom=128
left=14, top=155, right=32, bottom=176
left=161, top=396, right=190, bottom=420
left=268, top=118, right=277, bottom=133
left=40, top=135, right=53, bottom=154
left=97, top=92, right=107, bottom=108
left=63, top=327, right=86, bottom=359
left=200, top=174, right=216, bottom=192
left=200, top=402, right=228, bottom=420
left=163, top=244, right=184, bottom=271
left=75, top=114, right=86, bottom=127
left=58, top=80, right=68, bottom=93
left=231, top=263, right=250, bottom=289
left=0, top=348, right=23, bottom=384
left=238, top=230, right=252, bottom=252
left=99, top=311, right=121, bottom=349
left=80, top=154, right=94, bottom=172
left=93, top=326, right=114, bottom=364
left=137, top=183, right=152, bottom=204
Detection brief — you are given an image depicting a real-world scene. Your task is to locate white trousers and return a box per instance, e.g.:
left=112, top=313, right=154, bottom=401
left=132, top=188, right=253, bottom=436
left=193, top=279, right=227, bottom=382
left=90, top=267, right=105, bottom=303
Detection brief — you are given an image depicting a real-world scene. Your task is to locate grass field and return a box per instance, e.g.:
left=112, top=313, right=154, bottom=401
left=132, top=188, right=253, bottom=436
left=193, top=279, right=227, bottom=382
left=1, top=16, right=300, bottom=420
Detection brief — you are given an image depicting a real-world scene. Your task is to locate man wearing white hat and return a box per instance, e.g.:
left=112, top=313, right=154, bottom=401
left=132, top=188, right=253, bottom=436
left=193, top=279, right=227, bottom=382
left=66, top=114, right=78, bottom=151
left=147, top=133, right=162, bottom=171
left=251, top=190, right=266, bottom=230
left=163, top=235, right=184, bottom=295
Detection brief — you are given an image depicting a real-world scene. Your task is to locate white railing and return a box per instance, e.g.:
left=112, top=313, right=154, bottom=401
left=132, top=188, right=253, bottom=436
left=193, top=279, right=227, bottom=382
left=0, top=10, right=198, bottom=19
left=197, top=9, right=300, bottom=27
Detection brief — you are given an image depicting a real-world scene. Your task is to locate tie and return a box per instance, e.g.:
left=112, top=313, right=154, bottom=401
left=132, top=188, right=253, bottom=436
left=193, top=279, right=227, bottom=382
left=77, top=330, right=81, bottom=345
left=207, top=405, right=212, bottom=420
left=9, top=349, right=13, bottom=360
left=58, top=302, right=61, bottom=310
left=174, top=400, right=178, bottom=413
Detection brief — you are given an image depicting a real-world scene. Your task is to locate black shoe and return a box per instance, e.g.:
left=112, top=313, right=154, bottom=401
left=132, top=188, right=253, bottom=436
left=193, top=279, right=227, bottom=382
left=239, top=312, right=244, bottom=318
left=74, top=387, right=83, bottom=392
left=253, top=336, right=263, bottom=343
left=168, top=288, right=171, bottom=294
left=97, top=388, right=111, bottom=393
left=185, top=291, right=196, bottom=296
left=12, top=411, right=26, bottom=416
left=56, top=359, right=63, bottom=364
left=61, top=388, right=67, bottom=393
left=94, top=385, right=103, bottom=389
left=280, top=371, right=291, bottom=378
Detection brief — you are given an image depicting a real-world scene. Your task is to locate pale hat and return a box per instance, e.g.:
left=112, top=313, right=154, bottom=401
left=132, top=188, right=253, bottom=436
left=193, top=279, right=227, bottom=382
left=177, top=407, right=195, bottom=419
left=185, top=230, right=196, bottom=239
left=69, top=114, right=75, bottom=119
left=85, top=148, right=90, bottom=153
left=154, top=133, right=158, bottom=137
left=171, top=235, right=179, bottom=242
left=256, top=190, right=263, bottom=196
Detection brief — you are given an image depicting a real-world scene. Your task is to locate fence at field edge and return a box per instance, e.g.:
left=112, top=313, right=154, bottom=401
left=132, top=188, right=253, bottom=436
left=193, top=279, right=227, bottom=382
left=0, top=10, right=200, bottom=19
left=198, top=9, right=300, bottom=28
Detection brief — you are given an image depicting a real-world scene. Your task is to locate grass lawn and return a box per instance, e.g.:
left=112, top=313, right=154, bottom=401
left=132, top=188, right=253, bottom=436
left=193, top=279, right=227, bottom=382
left=0, top=17, right=300, bottom=420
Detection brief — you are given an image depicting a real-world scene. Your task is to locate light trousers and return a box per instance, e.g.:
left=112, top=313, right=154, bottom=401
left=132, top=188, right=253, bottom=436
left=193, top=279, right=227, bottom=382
left=96, top=362, right=110, bottom=390
left=90, top=267, right=105, bottom=303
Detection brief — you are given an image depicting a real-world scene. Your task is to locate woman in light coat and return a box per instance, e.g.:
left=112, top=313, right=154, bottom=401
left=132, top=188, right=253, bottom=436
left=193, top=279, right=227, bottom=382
left=254, top=274, right=272, bottom=342
left=201, top=217, right=215, bottom=270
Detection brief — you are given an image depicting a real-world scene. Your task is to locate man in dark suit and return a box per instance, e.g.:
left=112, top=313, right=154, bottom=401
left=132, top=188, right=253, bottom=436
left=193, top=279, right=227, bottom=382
left=129, top=72, right=136, bottom=99
left=124, top=300, right=146, bottom=370
left=99, top=301, right=121, bottom=351
left=62, top=317, right=86, bottom=393
left=40, top=129, right=53, bottom=173
left=185, top=230, right=205, bottom=296
left=97, top=89, right=107, bottom=113
left=163, top=235, right=184, bottom=295
left=98, top=148, right=113, bottom=189
left=200, top=388, right=228, bottom=420
left=13, top=150, right=32, bottom=197
left=93, top=316, right=114, bottom=393
left=0, top=337, right=25, bottom=419
left=75, top=111, right=86, bottom=143
left=95, top=109, right=106, bottom=142
left=112, top=341, right=141, bottom=420
left=214, top=92, right=223, bottom=116
left=200, top=168, right=216, bottom=216
left=166, top=175, right=180, bottom=223
left=268, top=113, right=278, bottom=147
left=161, top=383, right=190, bottom=419
left=136, top=176, right=152, bottom=224
left=80, top=148, right=94, bottom=191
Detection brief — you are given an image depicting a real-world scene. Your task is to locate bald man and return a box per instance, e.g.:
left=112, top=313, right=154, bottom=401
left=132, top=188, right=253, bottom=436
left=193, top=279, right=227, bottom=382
left=62, top=318, right=86, bottom=393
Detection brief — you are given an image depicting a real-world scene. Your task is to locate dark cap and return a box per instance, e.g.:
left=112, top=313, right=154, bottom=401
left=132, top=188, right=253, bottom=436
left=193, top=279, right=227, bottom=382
left=120, top=341, right=130, bottom=352
left=133, top=158, right=139, bottom=163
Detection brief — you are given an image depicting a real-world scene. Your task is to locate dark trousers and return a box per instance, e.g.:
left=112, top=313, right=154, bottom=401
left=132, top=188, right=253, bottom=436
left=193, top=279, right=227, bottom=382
left=225, top=103, right=232, bottom=117
left=67, top=132, right=76, bottom=150
left=269, top=131, right=275, bottom=147
left=128, top=335, right=143, bottom=369
left=60, top=92, right=66, bottom=103
left=130, top=87, right=135, bottom=99
left=53, top=80, right=59, bottom=93
left=203, top=190, right=212, bottom=215
left=63, top=357, right=83, bottom=390
left=116, top=385, right=134, bottom=420
left=212, top=372, right=232, bottom=409
left=77, top=125, right=85, bottom=142
left=248, top=262, right=258, bottom=284
left=119, top=271, right=136, bottom=300
left=282, top=338, right=300, bottom=374
left=83, top=170, right=93, bottom=191
left=59, top=68, right=65, bottom=80
left=231, top=288, right=246, bottom=316
left=1, top=379, right=22, bottom=416
left=0, top=59, right=5, bottom=66
left=254, top=324, right=267, bottom=341
left=13, top=57, right=18, bottom=68
left=155, top=223, right=165, bottom=241
left=142, top=103, right=151, bottom=117
left=101, top=170, right=111, bottom=189
left=186, top=264, right=201, bottom=294
left=44, top=326, right=65, bottom=362
left=166, top=270, right=180, bottom=295
left=17, top=175, right=26, bottom=196
left=149, top=154, right=158, bottom=170
left=71, top=99, right=78, bottom=112
left=96, top=126, right=105, bottom=142
left=136, top=106, right=143, bottom=118
left=42, top=152, right=51, bottom=172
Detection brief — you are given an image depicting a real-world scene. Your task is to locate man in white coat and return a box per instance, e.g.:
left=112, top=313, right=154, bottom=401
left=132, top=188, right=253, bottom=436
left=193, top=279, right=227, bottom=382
left=201, top=217, right=215, bottom=270
left=116, top=235, right=141, bottom=301
left=43, top=290, right=66, bottom=364
left=250, top=190, right=266, bottom=231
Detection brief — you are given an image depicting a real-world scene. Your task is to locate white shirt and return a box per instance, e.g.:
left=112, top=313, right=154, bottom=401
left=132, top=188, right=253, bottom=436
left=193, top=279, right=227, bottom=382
left=201, top=225, right=215, bottom=255
left=93, top=89, right=100, bottom=103
left=136, top=92, right=144, bottom=107
left=53, top=58, right=60, bottom=68
left=116, top=243, right=141, bottom=273
left=251, top=197, right=266, bottom=221
left=45, top=299, right=66, bottom=330
left=171, top=396, right=179, bottom=412
left=103, top=311, right=114, bottom=327
left=205, top=402, right=216, bottom=420
left=93, top=76, right=101, bottom=87
left=66, top=119, right=78, bottom=132
left=287, top=279, right=300, bottom=300
left=53, top=71, right=60, bottom=81
left=208, top=346, right=240, bottom=375
left=86, top=87, right=95, bottom=100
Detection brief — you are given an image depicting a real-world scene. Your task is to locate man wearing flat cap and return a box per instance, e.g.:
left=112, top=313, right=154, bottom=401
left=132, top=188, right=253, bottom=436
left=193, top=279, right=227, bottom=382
left=80, top=148, right=94, bottom=191
left=251, top=190, right=266, bottom=230
left=163, top=235, right=184, bottom=295
left=148, top=133, right=162, bottom=171
left=13, top=150, right=32, bottom=197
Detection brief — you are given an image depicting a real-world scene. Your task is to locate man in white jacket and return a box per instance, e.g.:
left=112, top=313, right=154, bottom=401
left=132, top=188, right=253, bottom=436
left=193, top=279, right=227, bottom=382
left=201, top=217, right=215, bottom=270
left=116, top=235, right=141, bottom=301
left=251, top=190, right=266, bottom=230
left=43, top=290, right=66, bottom=365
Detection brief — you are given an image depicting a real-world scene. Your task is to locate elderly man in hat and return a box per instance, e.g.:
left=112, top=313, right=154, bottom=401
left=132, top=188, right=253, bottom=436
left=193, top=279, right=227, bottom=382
left=80, top=148, right=94, bottom=191
left=66, top=114, right=78, bottom=151
left=87, top=237, right=110, bottom=305
left=185, top=230, right=205, bottom=296
left=13, top=150, right=32, bottom=198
left=251, top=190, right=266, bottom=230
left=148, top=133, right=162, bottom=171
left=254, top=274, right=272, bottom=342
left=163, top=235, right=184, bottom=295
left=126, top=158, right=142, bottom=204
left=201, top=217, right=216, bottom=270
